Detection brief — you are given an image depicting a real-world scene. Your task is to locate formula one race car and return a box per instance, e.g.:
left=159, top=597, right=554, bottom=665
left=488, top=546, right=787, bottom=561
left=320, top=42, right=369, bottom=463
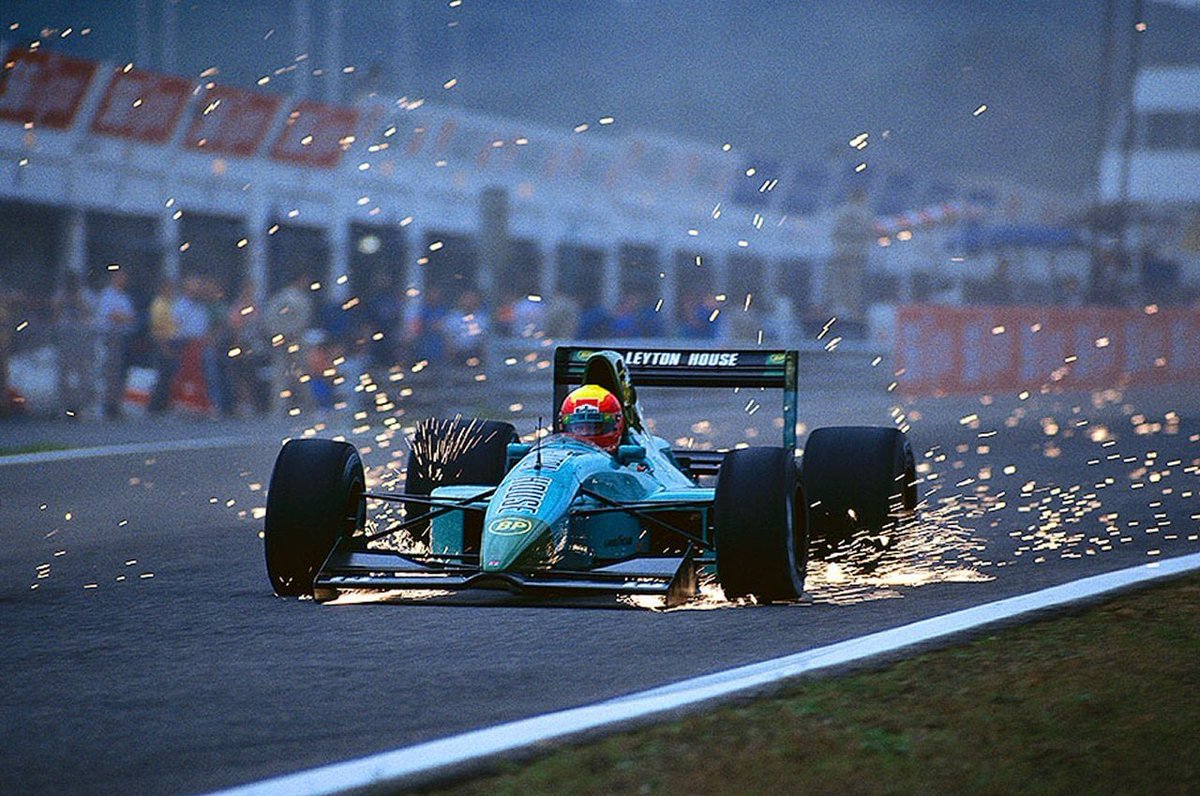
left=264, top=347, right=916, bottom=606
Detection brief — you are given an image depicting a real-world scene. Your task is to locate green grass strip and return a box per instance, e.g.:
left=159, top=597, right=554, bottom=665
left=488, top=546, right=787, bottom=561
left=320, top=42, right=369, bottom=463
left=426, top=574, right=1200, bottom=795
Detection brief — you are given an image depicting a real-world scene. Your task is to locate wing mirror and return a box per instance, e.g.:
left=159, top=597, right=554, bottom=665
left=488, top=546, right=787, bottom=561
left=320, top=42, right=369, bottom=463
left=617, top=444, right=647, bottom=464
left=506, top=443, right=532, bottom=469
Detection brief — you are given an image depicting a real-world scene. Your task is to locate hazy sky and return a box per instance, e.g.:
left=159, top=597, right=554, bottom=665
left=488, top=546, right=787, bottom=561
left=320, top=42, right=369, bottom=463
left=4, top=1, right=1199, bottom=197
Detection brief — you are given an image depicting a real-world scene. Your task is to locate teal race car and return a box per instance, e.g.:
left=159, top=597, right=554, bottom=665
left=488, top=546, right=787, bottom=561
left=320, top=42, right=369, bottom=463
left=263, top=347, right=916, bottom=606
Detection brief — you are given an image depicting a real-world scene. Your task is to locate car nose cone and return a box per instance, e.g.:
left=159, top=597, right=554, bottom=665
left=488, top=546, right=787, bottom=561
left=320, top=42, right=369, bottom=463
left=481, top=515, right=554, bottom=572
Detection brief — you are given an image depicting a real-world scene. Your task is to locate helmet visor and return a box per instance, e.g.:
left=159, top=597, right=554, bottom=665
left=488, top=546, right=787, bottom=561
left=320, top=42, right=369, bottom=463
left=563, top=412, right=618, bottom=438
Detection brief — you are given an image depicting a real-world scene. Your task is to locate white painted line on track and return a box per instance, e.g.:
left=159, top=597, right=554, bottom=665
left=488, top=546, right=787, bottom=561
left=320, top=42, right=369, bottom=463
left=217, top=551, right=1200, bottom=796
left=0, top=435, right=265, bottom=466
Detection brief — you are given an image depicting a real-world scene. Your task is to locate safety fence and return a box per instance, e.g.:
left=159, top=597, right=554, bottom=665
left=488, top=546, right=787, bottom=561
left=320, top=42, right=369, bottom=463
left=893, top=304, right=1200, bottom=396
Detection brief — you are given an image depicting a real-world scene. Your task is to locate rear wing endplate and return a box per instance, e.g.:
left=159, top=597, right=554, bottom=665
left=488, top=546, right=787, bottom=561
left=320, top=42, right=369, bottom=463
left=553, top=347, right=799, bottom=448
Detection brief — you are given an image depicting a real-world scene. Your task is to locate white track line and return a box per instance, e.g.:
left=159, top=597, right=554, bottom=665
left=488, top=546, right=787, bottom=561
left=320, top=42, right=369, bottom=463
left=0, top=435, right=261, bottom=466
left=217, top=551, right=1200, bottom=796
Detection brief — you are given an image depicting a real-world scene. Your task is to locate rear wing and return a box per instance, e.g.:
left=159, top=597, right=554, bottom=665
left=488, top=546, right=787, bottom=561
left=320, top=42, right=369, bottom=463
left=553, top=347, right=799, bottom=448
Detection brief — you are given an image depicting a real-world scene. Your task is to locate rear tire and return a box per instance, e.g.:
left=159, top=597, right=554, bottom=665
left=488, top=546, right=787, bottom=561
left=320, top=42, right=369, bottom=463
left=404, top=417, right=517, bottom=544
left=801, top=426, right=916, bottom=551
left=264, top=439, right=365, bottom=597
left=714, top=447, right=808, bottom=602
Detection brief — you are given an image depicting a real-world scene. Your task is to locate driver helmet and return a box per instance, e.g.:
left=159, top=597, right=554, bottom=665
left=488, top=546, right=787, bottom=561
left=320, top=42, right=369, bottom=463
left=559, top=384, right=625, bottom=452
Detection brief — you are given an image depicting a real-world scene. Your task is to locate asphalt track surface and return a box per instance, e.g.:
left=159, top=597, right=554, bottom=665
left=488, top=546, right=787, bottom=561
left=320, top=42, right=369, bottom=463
left=2, top=383, right=1198, bottom=794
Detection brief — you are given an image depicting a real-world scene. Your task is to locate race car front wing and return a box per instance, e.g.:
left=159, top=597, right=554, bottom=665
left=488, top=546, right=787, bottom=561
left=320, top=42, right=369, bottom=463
left=312, top=544, right=698, bottom=607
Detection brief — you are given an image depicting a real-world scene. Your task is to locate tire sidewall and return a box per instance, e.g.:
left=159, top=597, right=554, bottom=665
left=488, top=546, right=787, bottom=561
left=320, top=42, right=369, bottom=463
left=802, top=426, right=913, bottom=549
left=714, top=447, right=807, bottom=602
left=264, top=439, right=364, bottom=596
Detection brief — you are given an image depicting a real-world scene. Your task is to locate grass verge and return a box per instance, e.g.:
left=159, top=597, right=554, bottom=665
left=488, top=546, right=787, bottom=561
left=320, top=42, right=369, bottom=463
left=422, top=574, right=1200, bottom=795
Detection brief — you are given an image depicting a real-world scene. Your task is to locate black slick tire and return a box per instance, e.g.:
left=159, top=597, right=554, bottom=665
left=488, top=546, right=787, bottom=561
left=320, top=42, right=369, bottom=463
left=714, top=446, right=808, bottom=602
left=264, top=439, right=365, bottom=597
left=801, top=426, right=916, bottom=551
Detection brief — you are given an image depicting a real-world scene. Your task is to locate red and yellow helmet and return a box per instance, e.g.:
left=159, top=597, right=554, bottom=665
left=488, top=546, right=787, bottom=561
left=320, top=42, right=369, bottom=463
left=559, top=384, right=625, bottom=452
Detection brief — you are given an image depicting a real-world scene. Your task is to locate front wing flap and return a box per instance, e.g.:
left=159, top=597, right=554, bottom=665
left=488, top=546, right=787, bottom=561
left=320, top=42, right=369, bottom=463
left=313, top=545, right=697, bottom=607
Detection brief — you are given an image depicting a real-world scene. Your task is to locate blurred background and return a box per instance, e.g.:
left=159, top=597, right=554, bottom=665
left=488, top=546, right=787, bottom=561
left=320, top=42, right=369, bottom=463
left=1, top=0, right=1198, bottom=420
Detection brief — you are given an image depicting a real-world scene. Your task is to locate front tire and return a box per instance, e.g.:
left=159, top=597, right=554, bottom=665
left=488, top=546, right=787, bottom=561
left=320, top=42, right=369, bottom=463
left=714, top=447, right=808, bottom=602
left=264, top=439, right=365, bottom=597
left=801, top=426, right=916, bottom=551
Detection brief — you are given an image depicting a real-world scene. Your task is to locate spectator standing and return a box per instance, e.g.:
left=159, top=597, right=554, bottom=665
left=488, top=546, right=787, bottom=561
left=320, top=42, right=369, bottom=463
left=824, top=189, right=874, bottom=326
left=678, top=289, right=705, bottom=339
left=173, top=276, right=211, bottom=412
left=94, top=269, right=135, bottom=419
left=632, top=290, right=664, bottom=337
left=610, top=295, right=637, bottom=338
left=544, top=291, right=581, bottom=340
left=700, top=293, right=726, bottom=341
left=1087, top=244, right=1128, bottom=306
left=683, top=291, right=721, bottom=340
left=726, top=294, right=763, bottom=343
left=611, top=290, right=662, bottom=338
left=494, top=291, right=518, bottom=336
left=303, top=328, right=336, bottom=411
left=1058, top=275, right=1085, bottom=309
left=444, top=289, right=489, bottom=365
left=265, top=274, right=313, bottom=413
left=201, top=277, right=233, bottom=416
left=146, top=278, right=179, bottom=413
left=404, top=286, right=448, bottom=365
left=364, top=273, right=401, bottom=368
left=766, top=295, right=797, bottom=343
left=987, top=256, right=1016, bottom=304
left=316, top=291, right=354, bottom=353
left=226, top=280, right=267, bottom=415
left=509, top=293, right=546, bottom=338
left=577, top=302, right=612, bottom=339
left=52, top=272, right=97, bottom=415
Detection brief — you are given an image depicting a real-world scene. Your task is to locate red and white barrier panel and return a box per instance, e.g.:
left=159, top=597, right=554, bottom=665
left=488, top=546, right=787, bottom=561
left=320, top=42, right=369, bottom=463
left=270, top=99, right=359, bottom=169
left=0, top=47, right=96, bottom=129
left=893, top=304, right=1200, bottom=396
left=185, top=84, right=281, bottom=157
left=91, top=65, right=192, bottom=144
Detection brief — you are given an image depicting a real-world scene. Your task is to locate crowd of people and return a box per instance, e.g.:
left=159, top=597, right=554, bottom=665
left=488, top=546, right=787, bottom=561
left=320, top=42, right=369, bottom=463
left=18, top=269, right=278, bottom=419
left=0, top=269, right=301, bottom=419
left=0, top=270, right=534, bottom=419
left=4, top=242, right=1194, bottom=420
left=0, top=265, right=821, bottom=420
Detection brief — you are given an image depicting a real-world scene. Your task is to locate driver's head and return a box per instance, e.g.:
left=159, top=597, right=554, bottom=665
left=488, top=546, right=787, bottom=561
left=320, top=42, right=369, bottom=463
left=559, top=384, right=625, bottom=452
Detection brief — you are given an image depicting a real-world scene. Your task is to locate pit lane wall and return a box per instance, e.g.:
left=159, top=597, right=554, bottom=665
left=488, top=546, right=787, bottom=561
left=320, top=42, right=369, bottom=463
left=891, top=304, right=1200, bottom=396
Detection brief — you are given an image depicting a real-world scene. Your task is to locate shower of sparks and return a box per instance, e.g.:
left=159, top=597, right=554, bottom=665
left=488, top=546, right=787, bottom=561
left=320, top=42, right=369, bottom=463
left=86, top=348, right=1200, bottom=610
left=363, top=415, right=503, bottom=551
left=23, top=168, right=1186, bottom=613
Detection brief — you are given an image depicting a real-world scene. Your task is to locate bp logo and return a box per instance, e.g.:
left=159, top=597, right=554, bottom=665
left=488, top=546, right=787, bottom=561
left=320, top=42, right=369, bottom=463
left=768, top=352, right=786, bottom=364
left=488, top=517, right=534, bottom=536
